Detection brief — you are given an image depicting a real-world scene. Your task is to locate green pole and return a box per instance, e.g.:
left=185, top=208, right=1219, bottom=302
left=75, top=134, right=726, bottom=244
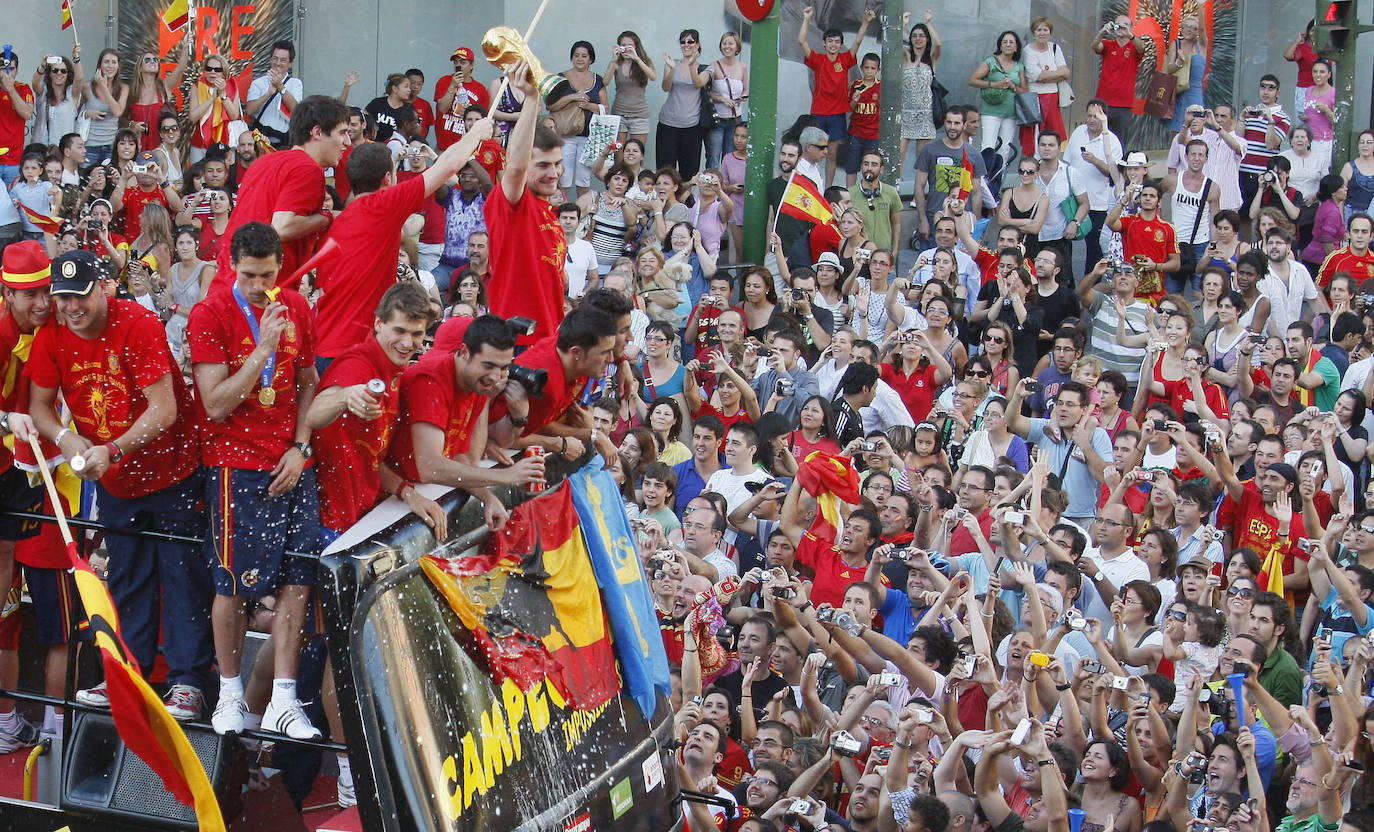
left=877, top=2, right=904, bottom=187
left=743, top=10, right=779, bottom=264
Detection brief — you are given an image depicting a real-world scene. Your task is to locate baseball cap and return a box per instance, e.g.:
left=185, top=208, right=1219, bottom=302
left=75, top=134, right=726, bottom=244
left=1267, top=462, right=1299, bottom=488
left=50, top=250, right=107, bottom=296
left=1178, top=555, right=1214, bottom=574
left=451, top=46, right=475, bottom=62
left=813, top=251, right=841, bottom=270
left=203, top=142, right=231, bottom=160
left=0, top=241, right=51, bottom=290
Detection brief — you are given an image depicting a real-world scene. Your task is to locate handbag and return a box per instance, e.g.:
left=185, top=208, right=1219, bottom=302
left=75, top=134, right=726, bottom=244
left=578, top=107, right=623, bottom=167
left=1059, top=166, right=1093, bottom=240
left=1053, top=45, right=1075, bottom=108
left=1143, top=70, right=1178, bottom=119
left=930, top=75, right=949, bottom=123
left=1014, top=91, right=1042, bottom=126
left=249, top=87, right=291, bottom=148
left=1175, top=179, right=1213, bottom=276
left=1173, top=41, right=1192, bottom=92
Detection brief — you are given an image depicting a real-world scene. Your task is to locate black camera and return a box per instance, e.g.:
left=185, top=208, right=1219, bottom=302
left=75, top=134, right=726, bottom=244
left=1023, top=379, right=1042, bottom=393
left=506, top=315, right=537, bottom=336
left=790, top=288, right=807, bottom=301
left=508, top=364, right=548, bottom=397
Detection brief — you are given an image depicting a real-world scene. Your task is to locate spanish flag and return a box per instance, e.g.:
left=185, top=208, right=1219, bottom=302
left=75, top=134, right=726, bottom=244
left=66, top=539, right=225, bottom=830
left=19, top=203, right=63, bottom=235
left=162, top=0, right=190, bottom=33
left=797, top=451, right=861, bottom=543
left=1256, top=539, right=1285, bottom=599
left=778, top=168, right=835, bottom=227
left=955, top=148, right=975, bottom=201
left=59, top=0, right=73, bottom=31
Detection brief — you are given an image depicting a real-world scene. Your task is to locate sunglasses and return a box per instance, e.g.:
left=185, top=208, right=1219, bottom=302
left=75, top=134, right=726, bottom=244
left=1226, top=586, right=1254, bottom=599
left=1166, top=609, right=1188, bottom=622
left=966, top=369, right=991, bottom=378
left=1260, top=82, right=1279, bottom=90
left=680, top=39, right=698, bottom=45
left=50, top=68, right=69, bottom=74
left=205, top=66, right=225, bottom=73
left=160, top=124, right=179, bottom=132
left=983, top=335, right=1005, bottom=345
left=1018, top=168, right=1037, bottom=175
left=143, top=56, right=158, bottom=64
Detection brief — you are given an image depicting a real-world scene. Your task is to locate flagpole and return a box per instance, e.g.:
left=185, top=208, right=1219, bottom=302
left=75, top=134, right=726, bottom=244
left=68, top=0, right=79, bottom=47
left=486, top=0, right=552, bottom=118
left=25, top=434, right=72, bottom=546
left=770, top=166, right=796, bottom=239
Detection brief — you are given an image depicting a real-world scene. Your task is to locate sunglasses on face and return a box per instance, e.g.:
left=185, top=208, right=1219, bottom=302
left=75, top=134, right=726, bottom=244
left=1019, top=168, right=1037, bottom=175
left=1226, top=586, right=1254, bottom=598
left=966, top=369, right=991, bottom=378
left=983, top=335, right=1005, bottom=345
left=1166, top=609, right=1188, bottom=622
left=205, top=66, right=224, bottom=73
left=680, top=39, right=698, bottom=45
left=50, top=68, right=68, bottom=74
left=1260, top=82, right=1279, bottom=90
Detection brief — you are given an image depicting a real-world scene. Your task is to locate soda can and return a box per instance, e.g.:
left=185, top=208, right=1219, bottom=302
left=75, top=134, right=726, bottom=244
left=366, top=378, right=387, bottom=397
left=524, top=446, right=546, bottom=493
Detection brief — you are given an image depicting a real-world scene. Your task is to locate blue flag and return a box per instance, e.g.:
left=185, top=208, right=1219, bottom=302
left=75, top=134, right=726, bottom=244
left=568, top=460, right=670, bottom=720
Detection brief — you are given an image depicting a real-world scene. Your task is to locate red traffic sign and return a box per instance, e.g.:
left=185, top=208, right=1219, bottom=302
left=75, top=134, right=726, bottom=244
left=738, top=0, right=775, bottom=22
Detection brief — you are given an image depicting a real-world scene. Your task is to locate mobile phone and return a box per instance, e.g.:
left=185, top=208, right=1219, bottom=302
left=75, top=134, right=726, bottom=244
left=1024, top=379, right=1042, bottom=393
left=1010, top=718, right=1032, bottom=745
left=1110, top=675, right=1131, bottom=690
left=1004, top=510, right=1026, bottom=525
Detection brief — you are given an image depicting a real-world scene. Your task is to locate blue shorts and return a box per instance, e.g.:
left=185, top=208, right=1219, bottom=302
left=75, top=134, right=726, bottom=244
left=844, top=136, right=879, bottom=173
left=23, top=564, right=80, bottom=645
left=206, top=466, right=322, bottom=598
left=0, top=465, right=43, bottom=542
left=811, top=112, right=848, bottom=143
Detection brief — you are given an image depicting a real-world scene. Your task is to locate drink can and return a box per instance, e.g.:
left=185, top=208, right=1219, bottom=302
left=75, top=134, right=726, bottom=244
left=524, top=446, right=546, bottom=493
left=366, top=378, right=387, bottom=397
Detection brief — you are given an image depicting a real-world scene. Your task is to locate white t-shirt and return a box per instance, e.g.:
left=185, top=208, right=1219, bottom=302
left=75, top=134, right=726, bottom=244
left=1079, top=548, right=1151, bottom=623
left=564, top=238, right=597, bottom=298
left=1025, top=42, right=1065, bottom=94
left=1066, top=125, right=1123, bottom=210
left=1036, top=163, right=1080, bottom=241
left=704, top=466, right=771, bottom=514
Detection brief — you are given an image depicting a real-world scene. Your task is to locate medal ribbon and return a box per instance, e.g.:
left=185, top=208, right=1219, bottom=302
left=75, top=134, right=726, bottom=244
left=231, top=285, right=276, bottom=397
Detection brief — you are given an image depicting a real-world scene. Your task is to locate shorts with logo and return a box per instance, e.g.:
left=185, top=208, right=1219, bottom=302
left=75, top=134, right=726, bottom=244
left=206, top=466, right=321, bottom=598
left=0, top=465, right=44, bottom=542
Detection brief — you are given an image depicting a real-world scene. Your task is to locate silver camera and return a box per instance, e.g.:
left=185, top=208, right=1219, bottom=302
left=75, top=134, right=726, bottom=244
left=831, top=730, right=862, bottom=756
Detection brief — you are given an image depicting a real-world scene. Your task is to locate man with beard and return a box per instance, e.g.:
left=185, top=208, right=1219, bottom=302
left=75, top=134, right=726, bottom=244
left=1257, top=227, right=1321, bottom=333
left=1285, top=321, right=1340, bottom=410
left=748, top=725, right=796, bottom=771
left=735, top=761, right=794, bottom=824
left=765, top=139, right=809, bottom=266
left=714, top=615, right=787, bottom=715
left=1276, top=739, right=1345, bottom=832
left=1247, top=590, right=1303, bottom=707
left=914, top=109, right=985, bottom=245
left=387, top=315, right=543, bottom=533
left=1238, top=347, right=1301, bottom=425
left=869, top=545, right=938, bottom=645
left=851, top=149, right=902, bottom=251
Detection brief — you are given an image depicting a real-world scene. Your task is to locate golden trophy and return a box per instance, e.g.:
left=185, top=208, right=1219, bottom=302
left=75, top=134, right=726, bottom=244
left=481, top=25, right=572, bottom=105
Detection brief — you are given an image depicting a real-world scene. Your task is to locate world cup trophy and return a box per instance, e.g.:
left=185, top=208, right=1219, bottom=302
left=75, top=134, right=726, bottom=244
left=481, top=25, right=574, bottom=105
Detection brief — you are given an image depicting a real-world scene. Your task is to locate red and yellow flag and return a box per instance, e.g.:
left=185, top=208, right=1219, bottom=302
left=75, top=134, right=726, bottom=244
left=65, top=540, right=225, bottom=831
left=59, top=0, right=73, bottom=31
left=778, top=170, right=835, bottom=227
left=955, top=148, right=975, bottom=201
left=797, top=451, right=861, bottom=542
left=1257, top=540, right=1285, bottom=598
left=19, top=203, right=63, bottom=235
left=162, top=0, right=190, bottom=33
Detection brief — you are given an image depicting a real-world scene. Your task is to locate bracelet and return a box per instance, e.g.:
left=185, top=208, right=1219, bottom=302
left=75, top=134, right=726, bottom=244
left=55, top=427, right=73, bottom=445
left=980, top=610, right=994, bottom=618
left=894, top=740, right=915, bottom=750
left=682, top=648, right=697, bottom=653
left=1037, top=758, right=1056, bottom=767
left=1055, top=682, right=1072, bottom=691
left=799, top=601, right=814, bottom=611
left=396, top=479, right=416, bottom=498
left=559, top=436, right=568, bottom=455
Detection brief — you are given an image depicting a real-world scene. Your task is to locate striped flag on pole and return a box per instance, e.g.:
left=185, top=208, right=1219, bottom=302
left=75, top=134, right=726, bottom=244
left=19, top=204, right=63, bottom=235
left=162, top=0, right=190, bottom=33
left=59, top=0, right=73, bottom=30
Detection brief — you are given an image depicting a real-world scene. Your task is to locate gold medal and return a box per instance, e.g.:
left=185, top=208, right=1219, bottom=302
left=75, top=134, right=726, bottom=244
left=258, top=386, right=277, bottom=406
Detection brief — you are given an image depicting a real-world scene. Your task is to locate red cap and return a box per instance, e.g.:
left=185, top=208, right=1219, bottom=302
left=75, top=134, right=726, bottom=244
left=433, top=316, right=473, bottom=352
left=450, top=46, right=475, bottom=62
left=1, top=241, right=51, bottom=289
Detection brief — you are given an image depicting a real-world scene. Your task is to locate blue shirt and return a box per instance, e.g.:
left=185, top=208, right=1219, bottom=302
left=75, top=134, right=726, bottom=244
left=672, top=458, right=713, bottom=516
left=1025, top=419, right=1114, bottom=519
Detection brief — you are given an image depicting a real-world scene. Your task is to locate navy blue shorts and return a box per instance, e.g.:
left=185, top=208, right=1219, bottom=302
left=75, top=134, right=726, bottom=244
left=811, top=112, right=848, bottom=143
left=206, top=466, right=321, bottom=598
left=0, top=465, right=44, bottom=542
left=24, top=564, right=80, bottom=645
left=844, top=136, right=879, bottom=173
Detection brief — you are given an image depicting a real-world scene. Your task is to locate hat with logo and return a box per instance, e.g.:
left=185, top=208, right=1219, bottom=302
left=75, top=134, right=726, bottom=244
left=451, top=46, right=476, bottom=62
left=50, top=250, right=108, bottom=297
left=0, top=241, right=51, bottom=290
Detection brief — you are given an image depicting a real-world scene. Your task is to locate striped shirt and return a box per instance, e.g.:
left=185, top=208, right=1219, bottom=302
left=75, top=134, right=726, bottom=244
left=1239, top=106, right=1290, bottom=175
left=1085, top=290, right=1150, bottom=385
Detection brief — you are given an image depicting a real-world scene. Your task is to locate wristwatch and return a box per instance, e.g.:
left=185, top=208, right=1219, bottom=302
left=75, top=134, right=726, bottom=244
left=292, top=441, right=314, bottom=460
left=0, top=412, right=11, bottom=435
left=1091, top=571, right=1106, bottom=582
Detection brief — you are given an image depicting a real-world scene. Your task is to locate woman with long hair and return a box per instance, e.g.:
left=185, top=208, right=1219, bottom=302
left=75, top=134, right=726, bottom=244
left=151, top=111, right=185, bottom=191
left=998, top=156, right=1049, bottom=251
left=665, top=220, right=717, bottom=312
left=127, top=202, right=175, bottom=321
left=1141, top=299, right=1194, bottom=407
left=964, top=394, right=1029, bottom=472
left=84, top=49, right=128, bottom=165
left=979, top=320, right=1021, bottom=395
left=1332, top=389, right=1370, bottom=490
left=788, top=396, right=840, bottom=462
left=754, top=413, right=799, bottom=479
left=1341, top=130, right=1374, bottom=222
left=1164, top=17, right=1207, bottom=131
left=1019, top=18, right=1069, bottom=153
left=187, top=54, right=242, bottom=164
left=1301, top=59, right=1337, bottom=169
left=31, top=47, right=84, bottom=147
left=444, top=268, right=488, bottom=318
left=899, top=11, right=942, bottom=168
left=969, top=30, right=1025, bottom=159
left=646, top=167, right=690, bottom=243
left=128, top=41, right=190, bottom=150
left=740, top=266, right=778, bottom=341
left=688, top=170, right=732, bottom=257
left=165, top=225, right=211, bottom=364
left=176, top=186, right=231, bottom=261
left=720, top=124, right=748, bottom=259
left=1107, top=579, right=1164, bottom=675
left=603, top=31, right=656, bottom=145
left=834, top=208, right=875, bottom=280
left=704, top=32, right=748, bottom=171
left=1203, top=288, right=1251, bottom=401
left=646, top=397, right=691, bottom=464
left=618, top=426, right=662, bottom=479
left=849, top=247, right=895, bottom=342
left=1200, top=210, right=1250, bottom=277
left=1301, top=173, right=1348, bottom=276
left=634, top=246, right=684, bottom=326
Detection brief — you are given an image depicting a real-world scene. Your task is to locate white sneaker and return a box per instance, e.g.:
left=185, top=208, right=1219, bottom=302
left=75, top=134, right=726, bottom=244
left=0, top=712, right=41, bottom=753
left=74, top=681, right=109, bottom=708
left=262, top=699, right=321, bottom=741
left=164, top=684, right=204, bottom=721
left=211, top=694, right=247, bottom=736
left=337, top=768, right=356, bottom=808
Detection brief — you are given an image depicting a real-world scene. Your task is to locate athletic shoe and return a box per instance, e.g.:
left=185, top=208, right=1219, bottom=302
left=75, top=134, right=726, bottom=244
left=164, top=685, right=204, bottom=722
left=74, top=681, right=109, bottom=708
left=211, top=694, right=247, bottom=736
left=337, top=768, right=356, bottom=808
left=0, top=713, right=41, bottom=753
left=262, top=699, right=321, bottom=741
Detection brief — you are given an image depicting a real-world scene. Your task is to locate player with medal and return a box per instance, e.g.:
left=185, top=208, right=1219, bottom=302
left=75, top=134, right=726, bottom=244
left=186, top=222, right=324, bottom=740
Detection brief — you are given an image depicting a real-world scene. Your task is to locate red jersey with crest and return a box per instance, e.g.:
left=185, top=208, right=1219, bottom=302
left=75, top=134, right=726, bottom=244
left=314, top=337, right=405, bottom=531
left=484, top=187, right=567, bottom=345
left=27, top=299, right=200, bottom=499
left=388, top=348, right=486, bottom=483
left=186, top=286, right=315, bottom=471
